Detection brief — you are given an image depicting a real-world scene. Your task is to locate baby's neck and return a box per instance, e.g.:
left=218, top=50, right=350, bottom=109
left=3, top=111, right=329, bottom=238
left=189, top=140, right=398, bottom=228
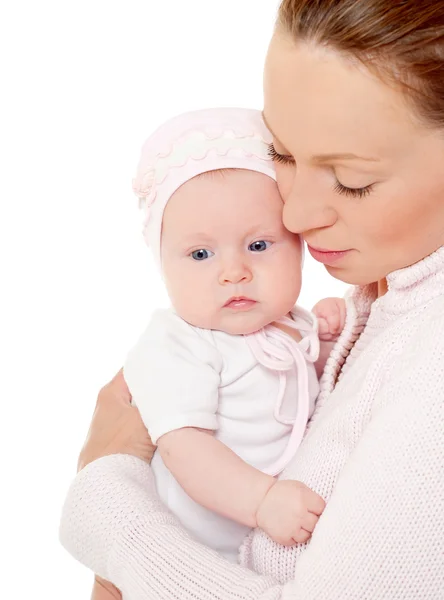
left=271, top=314, right=302, bottom=343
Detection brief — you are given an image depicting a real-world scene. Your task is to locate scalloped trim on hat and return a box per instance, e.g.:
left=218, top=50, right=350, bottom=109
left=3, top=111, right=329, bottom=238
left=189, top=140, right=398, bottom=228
left=144, top=110, right=270, bottom=157
left=132, top=130, right=272, bottom=202
left=154, top=123, right=262, bottom=156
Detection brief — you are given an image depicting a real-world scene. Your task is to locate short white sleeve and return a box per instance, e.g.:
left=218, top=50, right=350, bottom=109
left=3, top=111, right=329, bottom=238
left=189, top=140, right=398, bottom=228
left=123, top=310, right=222, bottom=444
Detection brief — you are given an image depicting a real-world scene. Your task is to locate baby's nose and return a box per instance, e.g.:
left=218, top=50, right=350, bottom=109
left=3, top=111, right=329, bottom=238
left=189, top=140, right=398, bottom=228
left=219, top=260, right=253, bottom=285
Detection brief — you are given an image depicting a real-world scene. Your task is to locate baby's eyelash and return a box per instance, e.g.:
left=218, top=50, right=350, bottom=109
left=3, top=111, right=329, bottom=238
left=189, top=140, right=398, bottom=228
left=333, top=181, right=374, bottom=199
left=267, top=143, right=295, bottom=165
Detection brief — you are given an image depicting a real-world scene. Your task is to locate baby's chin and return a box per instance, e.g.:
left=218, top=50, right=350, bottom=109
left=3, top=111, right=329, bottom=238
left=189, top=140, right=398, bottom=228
left=217, top=321, right=267, bottom=336
left=182, top=310, right=278, bottom=336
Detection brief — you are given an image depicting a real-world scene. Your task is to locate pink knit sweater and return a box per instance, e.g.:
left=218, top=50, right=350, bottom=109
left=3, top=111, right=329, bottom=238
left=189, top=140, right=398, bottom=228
left=60, top=248, right=444, bottom=599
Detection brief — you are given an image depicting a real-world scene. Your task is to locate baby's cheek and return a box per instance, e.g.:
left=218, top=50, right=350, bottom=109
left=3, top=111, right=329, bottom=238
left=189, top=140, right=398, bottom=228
left=269, top=260, right=302, bottom=309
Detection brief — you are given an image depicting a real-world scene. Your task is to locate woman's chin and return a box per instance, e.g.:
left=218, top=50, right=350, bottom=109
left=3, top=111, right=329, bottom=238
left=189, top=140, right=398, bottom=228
left=323, top=264, right=379, bottom=287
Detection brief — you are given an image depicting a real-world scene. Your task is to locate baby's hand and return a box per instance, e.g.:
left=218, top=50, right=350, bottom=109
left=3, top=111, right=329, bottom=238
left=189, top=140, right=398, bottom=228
left=256, top=480, right=325, bottom=545
left=312, top=297, right=347, bottom=342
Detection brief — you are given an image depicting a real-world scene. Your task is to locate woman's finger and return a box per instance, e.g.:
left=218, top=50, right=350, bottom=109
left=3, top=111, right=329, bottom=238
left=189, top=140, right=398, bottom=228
left=111, top=369, right=131, bottom=399
left=77, top=370, right=156, bottom=471
left=91, top=576, right=122, bottom=600
left=98, top=369, right=132, bottom=407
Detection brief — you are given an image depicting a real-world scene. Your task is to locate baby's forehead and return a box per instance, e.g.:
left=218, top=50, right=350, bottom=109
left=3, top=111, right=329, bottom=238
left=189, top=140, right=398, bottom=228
left=164, top=171, right=283, bottom=232
left=172, top=168, right=279, bottom=201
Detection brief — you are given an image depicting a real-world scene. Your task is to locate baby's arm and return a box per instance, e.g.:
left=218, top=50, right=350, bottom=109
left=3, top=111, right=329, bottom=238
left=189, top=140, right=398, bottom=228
left=158, top=428, right=325, bottom=545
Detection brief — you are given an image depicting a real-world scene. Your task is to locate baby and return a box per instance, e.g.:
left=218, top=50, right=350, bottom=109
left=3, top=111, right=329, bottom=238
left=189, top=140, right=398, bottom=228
left=121, top=108, right=344, bottom=565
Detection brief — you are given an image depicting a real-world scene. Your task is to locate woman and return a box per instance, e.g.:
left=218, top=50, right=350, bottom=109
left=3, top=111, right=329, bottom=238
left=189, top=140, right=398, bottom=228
left=60, top=1, right=444, bottom=598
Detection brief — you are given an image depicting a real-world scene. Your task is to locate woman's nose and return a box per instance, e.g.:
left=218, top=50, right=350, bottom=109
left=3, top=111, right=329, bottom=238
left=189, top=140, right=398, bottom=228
left=219, top=258, right=253, bottom=285
left=280, top=173, right=337, bottom=235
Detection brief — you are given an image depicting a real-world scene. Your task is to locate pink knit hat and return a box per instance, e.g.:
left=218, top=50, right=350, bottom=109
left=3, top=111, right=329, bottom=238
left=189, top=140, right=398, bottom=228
left=132, top=108, right=277, bottom=268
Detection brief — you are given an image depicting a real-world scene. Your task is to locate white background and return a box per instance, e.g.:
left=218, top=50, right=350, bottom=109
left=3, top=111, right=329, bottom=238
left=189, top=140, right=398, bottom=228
left=1, top=1, right=346, bottom=598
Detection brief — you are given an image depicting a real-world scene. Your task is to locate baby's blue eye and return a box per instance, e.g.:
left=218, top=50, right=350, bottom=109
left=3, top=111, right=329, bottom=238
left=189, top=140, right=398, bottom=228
left=191, top=249, right=214, bottom=261
left=249, top=240, right=272, bottom=252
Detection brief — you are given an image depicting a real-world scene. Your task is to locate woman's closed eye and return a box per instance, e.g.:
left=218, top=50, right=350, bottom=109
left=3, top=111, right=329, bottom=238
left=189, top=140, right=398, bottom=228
left=268, top=143, right=295, bottom=165
left=269, top=141, right=375, bottom=198
left=333, top=180, right=374, bottom=199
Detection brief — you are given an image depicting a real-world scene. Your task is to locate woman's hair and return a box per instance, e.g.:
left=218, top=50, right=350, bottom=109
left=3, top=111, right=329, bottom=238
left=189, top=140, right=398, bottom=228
left=278, top=0, right=444, bottom=128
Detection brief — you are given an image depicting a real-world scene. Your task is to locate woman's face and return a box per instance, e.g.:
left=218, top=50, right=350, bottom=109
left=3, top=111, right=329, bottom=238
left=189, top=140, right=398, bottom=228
left=264, top=33, right=444, bottom=285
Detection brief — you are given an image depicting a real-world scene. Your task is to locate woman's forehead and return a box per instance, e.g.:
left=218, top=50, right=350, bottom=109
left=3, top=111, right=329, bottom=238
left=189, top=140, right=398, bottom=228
left=263, top=35, right=422, bottom=162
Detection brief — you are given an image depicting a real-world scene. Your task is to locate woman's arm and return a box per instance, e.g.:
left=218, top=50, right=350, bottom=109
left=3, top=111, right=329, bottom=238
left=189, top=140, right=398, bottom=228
left=61, top=310, right=444, bottom=599
left=60, top=370, right=282, bottom=599
left=60, top=453, right=283, bottom=600
left=75, top=370, right=156, bottom=600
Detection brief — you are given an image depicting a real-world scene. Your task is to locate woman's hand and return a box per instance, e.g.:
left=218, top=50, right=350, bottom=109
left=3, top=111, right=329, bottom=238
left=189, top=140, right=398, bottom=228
left=78, top=369, right=156, bottom=472
left=91, top=576, right=122, bottom=600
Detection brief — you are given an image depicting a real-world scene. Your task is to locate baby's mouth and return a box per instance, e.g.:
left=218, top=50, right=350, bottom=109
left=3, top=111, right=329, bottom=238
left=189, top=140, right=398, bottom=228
left=223, top=297, right=257, bottom=311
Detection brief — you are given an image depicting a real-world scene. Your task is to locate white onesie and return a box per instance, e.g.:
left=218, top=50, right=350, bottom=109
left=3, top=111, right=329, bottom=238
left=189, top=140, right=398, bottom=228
left=124, top=306, right=320, bottom=563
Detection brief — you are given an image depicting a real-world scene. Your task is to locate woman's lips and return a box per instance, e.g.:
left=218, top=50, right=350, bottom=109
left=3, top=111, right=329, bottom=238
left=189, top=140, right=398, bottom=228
left=223, top=297, right=257, bottom=311
left=307, top=245, right=352, bottom=265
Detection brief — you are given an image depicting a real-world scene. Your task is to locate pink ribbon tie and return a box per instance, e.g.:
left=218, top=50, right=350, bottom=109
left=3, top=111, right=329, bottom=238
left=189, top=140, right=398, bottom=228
left=245, top=311, right=319, bottom=476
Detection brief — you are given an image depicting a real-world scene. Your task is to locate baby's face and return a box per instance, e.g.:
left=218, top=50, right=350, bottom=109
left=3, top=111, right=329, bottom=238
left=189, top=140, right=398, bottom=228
left=161, top=170, right=302, bottom=335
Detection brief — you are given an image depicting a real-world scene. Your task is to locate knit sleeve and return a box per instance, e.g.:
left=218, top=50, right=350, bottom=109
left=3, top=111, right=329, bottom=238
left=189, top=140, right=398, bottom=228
left=265, top=302, right=444, bottom=599
left=59, top=454, right=284, bottom=600
left=123, top=309, right=222, bottom=444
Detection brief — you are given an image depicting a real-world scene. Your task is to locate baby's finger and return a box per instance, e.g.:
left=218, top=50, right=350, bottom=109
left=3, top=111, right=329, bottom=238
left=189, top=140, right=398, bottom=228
left=301, top=511, right=319, bottom=533
left=328, top=311, right=342, bottom=334
left=317, top=316, right=330, bottom=336
left=292, top=528, right=311, bottom=544
left=275, top=534, right=297, bottom=547
left=339, top=302, right=347, bottom=330
left=306, top=490, right=326, bottom=516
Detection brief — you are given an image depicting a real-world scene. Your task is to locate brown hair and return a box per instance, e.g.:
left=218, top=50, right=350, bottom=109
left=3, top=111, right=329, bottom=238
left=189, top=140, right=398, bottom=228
left=278, top=0, right=444, bottom=128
